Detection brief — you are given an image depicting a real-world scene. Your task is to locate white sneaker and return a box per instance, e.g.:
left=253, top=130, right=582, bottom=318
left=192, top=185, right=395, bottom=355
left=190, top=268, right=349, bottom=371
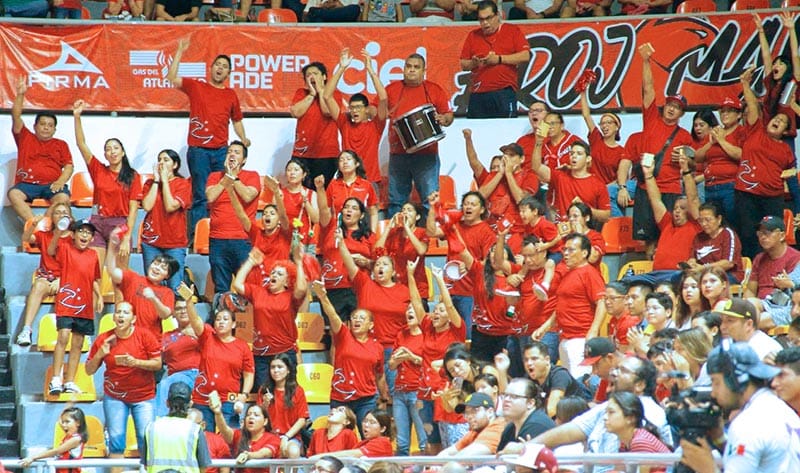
left=48, top=377, right=63, bottom=396
left=63, top=382, right=82, bottom=394
left=16, top=326, right=32, bottom=346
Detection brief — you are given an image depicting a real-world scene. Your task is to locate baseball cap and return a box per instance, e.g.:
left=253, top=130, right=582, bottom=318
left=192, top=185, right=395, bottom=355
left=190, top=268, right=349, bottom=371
left=665, top=94, right=688, bottom=109
left=713, top=298, right=757, bottom=321
left=708, top=340, right=781, bottom=380
left=506, top=443, right=559, bottom=472
left=500, top=143, right=524, bottom=157
left=719, top=96, right=742, bottom=110
left=455, top=392, right=494, bottom=414
left=168, top=381, right=192, bottom=402
left=756, top=215, right=785, bottom=232
left=580, top=337, right=616, bottom=366
left=70, top=218, right=97, bottom=233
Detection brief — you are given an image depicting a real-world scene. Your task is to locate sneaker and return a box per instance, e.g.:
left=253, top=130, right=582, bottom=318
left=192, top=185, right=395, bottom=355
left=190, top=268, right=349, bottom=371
left=533, top=282, right=548, bottom=302
left=63, top=382, right=82, bottom=394
left=495, top=284, right=520, bottom=297
left=48, top=377, right=63, bottom=396
left=16, top=326, right=32, bottom=346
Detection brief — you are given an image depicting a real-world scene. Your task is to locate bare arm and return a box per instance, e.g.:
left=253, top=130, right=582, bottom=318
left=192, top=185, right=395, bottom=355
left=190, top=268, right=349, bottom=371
left=315, top=175, right=332, bottom=227
left=166, top=38, right=189, bottom=88
left=337, top=230, right=360, bottom=281
left=323, top=49, right=352, bottom=121
left=530, top=134, right=551, bottom=183
left=681, top=156, right=701, bottom=221
left=740, top=67, right=759, bottom=126
left=232, top=249, right=260, bottom=296
left=463, top=129, right=487, bottom=178
left=11, top=78, right=26, bottom=134
left=72, top=100, right=93, bottom=165
left=425, top=192, right=444, bottom=238
left=580, top=88, right=596, bottom=133
left=364, top=50, right=388, bottom=122
left=407, top=259, right=427, bottom=319
left=180, top=283, right=205, bottom=336
left=643, top=164, right=667, bottom=224
left=753, top=13, right=774, bottom=76
left=311, top=281, right=343, bottom=334
left=587, top=298, right=607, bottom=340
left=532, top=423, right=587, bottom=448
left=433, top=267, right=462, bottom=328
left=640, top=44, right=655, bottom=109
left=232, top=121, right=250, bottom=148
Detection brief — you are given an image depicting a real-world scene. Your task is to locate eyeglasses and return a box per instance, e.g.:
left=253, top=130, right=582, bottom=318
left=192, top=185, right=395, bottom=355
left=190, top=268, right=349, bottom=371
left=502, top=392, right=529, bottom=401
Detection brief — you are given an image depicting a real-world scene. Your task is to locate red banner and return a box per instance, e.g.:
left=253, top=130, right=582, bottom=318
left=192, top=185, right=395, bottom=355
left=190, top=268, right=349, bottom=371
left=0, top=12, right=795, bottom=114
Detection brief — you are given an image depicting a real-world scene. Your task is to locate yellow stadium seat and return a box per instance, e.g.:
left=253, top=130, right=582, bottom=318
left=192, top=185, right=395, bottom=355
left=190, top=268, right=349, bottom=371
left=162, top=317, right=178, bottom=332
left=296, top=312, right=326, bottom=351
left=43, top=364, right=97, bottom=402
left=310, top=415, right=328, bottom=430
left=769, top=325, right=790, bottom=336
left=616, top=260, right=653, bottom=281
left=37, top=313, right=90, bottom=352
left=98, top=313, right=115, bottom=334
left=425, top=266, right=434, bottom=300
left=101, top=269, right=115, bottom=303
left=296, top=363, right=333, bottom=404
left=600, top=262, right=610, bottom=284
left=54, top=415, right=107, bottom=457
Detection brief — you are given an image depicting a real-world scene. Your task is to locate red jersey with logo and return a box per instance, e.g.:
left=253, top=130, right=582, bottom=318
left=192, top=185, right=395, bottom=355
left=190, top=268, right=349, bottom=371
left=517, top=264, right=563, bottom=335
left=33, top=230, right=66, bottom=280
left=330, top=325, right=384, bottom=402
left=293, top=88, right=342, bottom=158
left=447, top=220, right=496, bottom=297
left=752, top=247, right=800, bottom=299
left=281, top=186, right=314, bottom=244
left=459, top=22, right=529, bottom=93
left=181, top=78, right=243, bottom=149
left=476, top=168, right=539, bottom=234
left=89, top=327, right=160, bottom=402
left=419, top=316, right=466, bottom=400
left=192, top=325, right=255, bottom=406
left=207, top=170, right=261, bottom=240
left=471, top=261, right=515, bottom=337
left=377, top=226, right=429, bottom=297
left=691, top=227, right=744, bottom=281
left=141, top=177, right=191, bottom=248
left=161, top=329, right=201, bottom=374
left=337, top=114, right=387, bottom=183
left=266, top=387, right=309, bottom=437
left=554, top=263, right=605, bottom=339
left=735, top=118, right=795, bottom=197
left=393, top=329, right=424, bottom=393
left=653, top=212, right=701, bottom=271
left=327, top=177, right=379, bottom=213
left=543, top=132, right=580, bottom=171
left=588, top=127, right=626, bottom=185
left=548, top=170, right=610, bottom=222
left=244, top=283, right=300, bottom=356
left=13, top=126, right=72, bottom=185
left=118, top=270, right=175, bottom=338
left=88, top=157, right=142, bottom=217
left=703, top=125, right=746, bottom=187
left=319, top=223, right=375, bottom=290
left=54, top=239, right=100, bottom=320
left=352, top=271, right=410, bottom=347
left=307, top=428, right=359, bottom=456
left=386, top=80, right=452, bottom=155
left=636, top=103, right=694, bottom=194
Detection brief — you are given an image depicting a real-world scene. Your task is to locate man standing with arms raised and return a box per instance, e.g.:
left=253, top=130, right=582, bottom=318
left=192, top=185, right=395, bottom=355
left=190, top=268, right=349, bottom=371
left=167, top=38, right=250, bottom=242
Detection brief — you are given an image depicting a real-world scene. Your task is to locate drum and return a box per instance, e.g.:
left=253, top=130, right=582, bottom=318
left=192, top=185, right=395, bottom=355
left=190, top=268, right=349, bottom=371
left=392, top=104, right=446, bottom=153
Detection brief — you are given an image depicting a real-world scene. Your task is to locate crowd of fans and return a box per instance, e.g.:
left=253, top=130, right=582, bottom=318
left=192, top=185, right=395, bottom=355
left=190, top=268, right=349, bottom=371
left=6, top=4, right=800, bottom=472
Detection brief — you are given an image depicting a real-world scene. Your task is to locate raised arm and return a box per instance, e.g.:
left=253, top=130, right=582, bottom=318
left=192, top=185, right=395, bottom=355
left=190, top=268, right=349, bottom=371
left=781, top=12, right=800, bottom=82
left=72, top=100, right=93, bottom=165
left=407, top=259, right=427, bottom=320
left=266, top=176, right=291, bottom=231
left=642, top=163, right=667, bottom=224
left=530, top=130, right=551, bottom=183
left=431, top=265, right=462, bottom=328
left=680, top=155, right=701, bottom=220
left=323, top=49, right=352, bottom=120
left=425, top=192, right=444, bottom=238
left=493, top=229, right=513, bottom=274
left=315, top=175, right=332, bottom=227
left=364, top=49, right=388, bottom=122
left=178, top=282, right=205, bottom=336
left=11, top=78, right=26, bottom=134
left=740, top=67, right=759, bottom=126
left=311, top=281, right=343, bottom=334
left=463, top=128, right=487, bottom=179
left=232, top=248, right=261, bottom=296
left=579, top=88, right=596, bottom=133
left=639, top=43, right=656, bottom=109
left=166, top=38, right=189, bottom=89
left=337, top=229, right=359, bottom=281
left=753, top=13, right=774, bottom=77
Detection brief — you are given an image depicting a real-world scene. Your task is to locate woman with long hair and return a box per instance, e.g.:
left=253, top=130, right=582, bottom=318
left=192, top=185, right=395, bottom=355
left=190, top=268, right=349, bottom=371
left=322, top=409, right=394, bottom=458
left=557, top=202, right=605, bottom=266
left=326, top=150, right=379, bottom=232
left=699, top=265, right=731, bottom=311
left=73, top=99, right=141, bottom=269
left=258, top=354, right=309, bottom=459
left=281, top=158, right=319, bottom=250
left=307, top=406, right=359, bottom=456
left=692, top=310, right=722, bottom=347
left=375, top=202, right=429, bottom=304
left=213, top=401, right=281, bottom=470
left=675, top=271, right=704, bottom=329
left=674, top=327, right=713, bottom=387
left=140, top=149, right=191, bottom=292
left=605, top=391, right=671, bottom=471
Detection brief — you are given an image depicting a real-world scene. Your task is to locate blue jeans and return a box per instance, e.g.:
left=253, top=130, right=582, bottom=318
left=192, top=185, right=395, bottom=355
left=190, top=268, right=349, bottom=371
left=155, top=368, right=199, bottom=417
left=383, top=347, right=397, bottom=396
left=4, top=0, right=48, bottom=16
left=541, top=331, right=560, bottom=365
left=103, top=395, right=155, bottom=455
left=187, top=146, right=226, bottom=242
left=331, top=394, right=376, bottom=439
left=209, top=238, right=251, bottom=294
left=141, top=242, right=186, bottom=294
left=704, top=182, right=735, bottom=224
left=388, top=152, right=439, bottom=219
left=197, top=401, right=239, bottom=433
left=418, top=399, right=441, bottom=445
left=53, top=7, right=81, bottom=18
left=392, top=390, right=426, bottom=456
left=306, top=4, right=360, bottom=21
left=607, top=179, right=637, bottom=218
left=451, top=295, right=474, bottom=340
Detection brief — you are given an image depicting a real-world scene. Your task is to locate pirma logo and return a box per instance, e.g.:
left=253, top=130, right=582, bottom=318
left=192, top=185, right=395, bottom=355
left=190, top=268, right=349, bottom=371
left=29, top=41, right=109, bottom=90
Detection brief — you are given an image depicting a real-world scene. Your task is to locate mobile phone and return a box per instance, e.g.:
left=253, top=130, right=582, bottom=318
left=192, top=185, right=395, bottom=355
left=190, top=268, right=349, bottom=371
left=209, top=390, right=221, bottom=407
left=682, top=146, right=696, bottom=159
left=452, top=376, right=464, bottom=391
left=177, top=282, right=193, bottom=301
left=558, top=222, right=571, bottom=234
left=641, top=153, right=655, bottom=168
left=114, top=355, right=127, bottom=364
left=536, top=121, right=550, bottom=138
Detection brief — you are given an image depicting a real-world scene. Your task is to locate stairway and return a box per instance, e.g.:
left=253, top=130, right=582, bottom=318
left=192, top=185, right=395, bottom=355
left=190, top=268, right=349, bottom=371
left=0, top=288, right=19, bottom=456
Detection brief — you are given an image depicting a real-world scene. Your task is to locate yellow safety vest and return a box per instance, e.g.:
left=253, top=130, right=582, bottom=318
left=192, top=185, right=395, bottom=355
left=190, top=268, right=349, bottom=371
left=144, top=416, right=202, bottom=473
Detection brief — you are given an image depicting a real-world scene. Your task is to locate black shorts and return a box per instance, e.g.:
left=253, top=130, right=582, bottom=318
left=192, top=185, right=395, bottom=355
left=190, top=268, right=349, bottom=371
left=632, top=187, right=681, bottom=242
left=56, top=316, right=95, bottom=336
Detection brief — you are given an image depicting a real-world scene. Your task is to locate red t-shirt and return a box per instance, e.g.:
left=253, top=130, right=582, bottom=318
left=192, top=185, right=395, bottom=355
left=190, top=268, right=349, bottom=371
left=735, top=119, right=795, bottom=197
left=459, top=22, right=529, bottom=93
left=292, top=88, right=341, bottom=158
left=523, top=217, right=563, bottom=254
left=476, top=168, right=539, bottom=234
left=244, top=283, right=301, bottom=356
left=653, top=212, right=701, bottom=271
left=247, top=225, right=291, bottom=269
left=357, top=436, right=394, bottom=457
left=393, top=329, right=424, bottom=393
left=119, top=270, right=175, bottom=338
left=543, top=132, right=581, bottom=171
left=161, top=329, right=201, bottom=374
left=419, top=317, right=466, bottom=400
left=33, top=230, right=66, bottom=280
left=471, top=261, right=515, bottom=337
left=703, top=125, right=747, bottom=187
left=319, top=223, right=375, bottom=290
left=229, top=430, right=281, bottom=472
left=386, top=80, right=452, bottom=155
left=281, top=186, right=314, bottom=244
left=337, top=114, right=387, bottom=183
left=554, top=263, right=605, bottom=339
left=141, top=177, right=191, bottom=248
left=352, top=271, right=410, bottom=347
left=607, top=311, right=640, bottom=347
left=637, top=102, right=694, bottom=194
left=307, top=428, right=359, bottom=456
left=377, top=227, right=429, bottom=297
left=331, top=325, right=384, bottom=402
left=588, top=127, right=626, bottom=185
left=751, top=246, right=800, bottom=299
left=517, top=265, right=562, bottom=335
left=54, top=239, right=100, bottom=320
left=88, top=157, right=142, bottom=217
left=548, top=170, right=611, bottom=222
left=266, top=387, right=309, bottom=437
left=447, top=220, right=496, bottom=297
left=586, top=230, right=606, bottom=269
left=13, top=126, right=72, bottom=185
left=89, top=328, right=160, bottom=403
left=192, top=325, right=255, bottom=406
left=691, top=227, right=744, bottom=281
left=204, top=431, right=232, bottom=473
left=207, top=170, right=261, bottom=240
left=327, top=177, right=379, bottom=213
left=181, top=78, right=243, bottom=149
left=56, top=432, right=83, bottom=473
left=517, top=132, right=537, bottom=168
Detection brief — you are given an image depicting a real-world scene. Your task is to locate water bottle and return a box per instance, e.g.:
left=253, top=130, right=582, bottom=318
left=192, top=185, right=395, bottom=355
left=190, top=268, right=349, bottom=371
left=625, top=266, right=635, bottom=278
left=506, top=305, right=516, bottom=319
left=56, top=216, right=71, bottom=231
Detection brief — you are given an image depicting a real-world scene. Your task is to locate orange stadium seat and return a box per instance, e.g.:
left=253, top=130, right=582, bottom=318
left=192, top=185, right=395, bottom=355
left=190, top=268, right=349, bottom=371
left=296, top=312, right=326, bottom=351
left=730, top=0, right=769, bottom=9
left=193, top=218, right=210, bottom=255
left=675, top=0, right=716, bottom=12
left=257, top=178, right=275, bottom=210
left=81, top=6, right=92, bottom=18
left=602, top=216, right=645, bottom=253
left=438, top=175, right=457, bottom=209
left=69, top=172, right=94, bottom=207
left=257, top=8, right=297, bottom=23
left=785, top=209, right=796, bottom=246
